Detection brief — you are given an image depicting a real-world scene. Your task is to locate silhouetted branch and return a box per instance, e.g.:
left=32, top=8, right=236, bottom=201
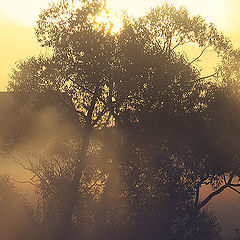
left=11, top=178, right=38, bottom=188
left=97, top=93, right=119, bottom=126
left=13, top=154, right=56, bottom=196
left=198, top=184, right=230, bottom=209
left=230, top=183, right=240, bottom=187
left=198, top=174, right=236, bottom=208
left=199, top=69, right=220, bottom=80
left=190, top=46, right=209, bottom=65
left=171, top=40, right=192, bottom=51
left=229, top=186, right=240, bottom=195
left=86, top=82, right=101, bottom=128
left=171, top=42, right=182, bottom=51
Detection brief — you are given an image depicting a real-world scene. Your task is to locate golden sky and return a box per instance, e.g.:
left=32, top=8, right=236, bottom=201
left=0, top=0, right=240, bottom=91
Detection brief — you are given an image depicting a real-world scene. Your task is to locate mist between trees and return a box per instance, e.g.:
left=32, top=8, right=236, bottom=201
left=1, top=0, right=240, bottom=239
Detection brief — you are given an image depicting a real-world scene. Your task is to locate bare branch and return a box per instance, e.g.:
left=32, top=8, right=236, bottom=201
left=198, top=184, right=230, bottom=209
left=199, top=69, right=220, bottom=81
left=12, top=154, right=56, bottom=196
left=171, top=42, right=182, bottom=51
left=190, top=46, right=209, bottom=65
left=229, top=186, right=240, bottom=195
left=163, top=38, right=169, bottom=53
left=11, top=178, right=38, bottom=188
left=171, top=40, right=192, bottom=51
left=197, top=174, right=236, bottom=209
left=230, top=183, right=240, bottom=187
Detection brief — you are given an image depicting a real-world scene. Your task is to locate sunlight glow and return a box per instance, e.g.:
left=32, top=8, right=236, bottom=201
left=90, top=0, right=224, bottom=35
left=106, top=0, right=224, bottom=27
left=89, top=9, right=124, bottom=35
left=0, top=0, right=224, bottom=27
left=87, top=0, right=225, bottom=35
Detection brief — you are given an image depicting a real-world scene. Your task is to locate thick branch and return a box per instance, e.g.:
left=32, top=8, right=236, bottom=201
left=230, top=183, right=240, bottom=187
left=87, top=85, right=101, bottom=127
left=198, top=184, right=230, bottom=209
left=229, top=186, right=240, bottom=195
left=198, top=174, right=235, bottom=209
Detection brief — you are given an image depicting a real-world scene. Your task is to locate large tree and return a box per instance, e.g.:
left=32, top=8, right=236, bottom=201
left=8, top=0, right=240, bottom=239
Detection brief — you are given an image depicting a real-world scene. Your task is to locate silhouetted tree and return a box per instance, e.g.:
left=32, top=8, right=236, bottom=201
left=8, top=0, right=240, bottom=239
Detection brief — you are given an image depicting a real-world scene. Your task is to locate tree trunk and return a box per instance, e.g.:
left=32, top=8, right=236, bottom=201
left=57, top=130, right=91, bottom=240
left=89, top=131, right=123, bottom=240
left=56, top=83, right=100, bottom=240
left=90, top=164, right=121, bottom=240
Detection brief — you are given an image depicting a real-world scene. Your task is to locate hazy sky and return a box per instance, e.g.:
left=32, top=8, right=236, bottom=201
left=0, top=0, right=240, bottom=91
